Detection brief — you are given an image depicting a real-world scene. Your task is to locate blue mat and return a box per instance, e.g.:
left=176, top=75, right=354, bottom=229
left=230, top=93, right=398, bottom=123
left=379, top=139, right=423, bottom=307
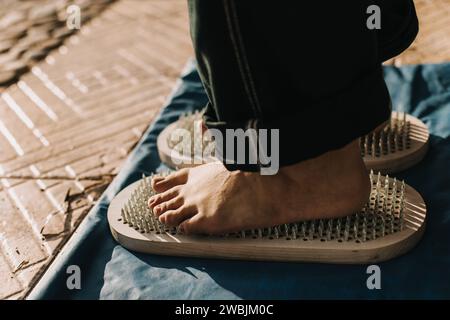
left=29, top=61, right=450, bottom=299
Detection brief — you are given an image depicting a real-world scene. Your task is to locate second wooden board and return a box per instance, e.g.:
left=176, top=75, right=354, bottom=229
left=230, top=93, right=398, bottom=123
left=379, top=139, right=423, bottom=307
left=108, top=171, right=427, bottom=264
left=157, top=111, right=429, bottom=174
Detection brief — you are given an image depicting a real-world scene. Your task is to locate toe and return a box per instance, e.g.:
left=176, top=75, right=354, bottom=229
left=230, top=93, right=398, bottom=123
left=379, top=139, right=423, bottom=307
left=152, top=169, right=189, bottom=192
left=153, top=196, right=184, bottom=216
left=178, top=214, right=208, bottom=235
left=148, top=186, right=180, bottom=209
left=159, top=206, right=196, bottom=226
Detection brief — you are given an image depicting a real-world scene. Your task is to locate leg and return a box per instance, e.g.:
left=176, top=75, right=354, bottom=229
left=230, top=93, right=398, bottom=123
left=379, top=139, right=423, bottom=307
left=189, top=0, right=416, bottom=168
left=149, top=0, right=418, bottom=234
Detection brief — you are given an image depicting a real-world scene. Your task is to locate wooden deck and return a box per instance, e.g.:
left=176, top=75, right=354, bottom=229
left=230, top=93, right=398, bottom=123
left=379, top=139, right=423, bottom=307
left=386, top=0, right=450, bottom=65
left=0, top=0, right=192, bottom=299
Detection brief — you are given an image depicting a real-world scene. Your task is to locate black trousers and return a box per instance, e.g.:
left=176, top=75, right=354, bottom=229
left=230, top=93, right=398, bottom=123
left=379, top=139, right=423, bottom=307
left=187, top=0, right=418, bottom=171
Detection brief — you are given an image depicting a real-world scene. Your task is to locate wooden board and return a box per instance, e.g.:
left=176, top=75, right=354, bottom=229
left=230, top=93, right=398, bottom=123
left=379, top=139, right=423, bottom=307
left=157, top=121, right=213, bottom=169
left=108, top=175, right=427, bottom=264
left=158, top=112, right=429, bottom=173
left=361, top=112, right=429, bottom=174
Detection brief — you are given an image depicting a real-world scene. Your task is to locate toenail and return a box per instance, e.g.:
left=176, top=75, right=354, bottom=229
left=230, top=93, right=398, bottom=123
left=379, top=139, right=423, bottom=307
left=159, top=215, right=165, bottom=224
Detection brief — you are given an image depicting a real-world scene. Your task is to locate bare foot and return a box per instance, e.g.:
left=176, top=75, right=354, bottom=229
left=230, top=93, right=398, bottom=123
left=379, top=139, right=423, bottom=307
left=148, top=139, right=370, bottom=235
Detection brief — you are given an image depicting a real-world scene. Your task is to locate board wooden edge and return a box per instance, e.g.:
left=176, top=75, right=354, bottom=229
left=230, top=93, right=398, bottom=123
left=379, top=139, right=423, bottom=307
left=363, top=113, right=429, bottom=174
left=158, top=113, right=430, bottom=173
left=107, top=179, right=427, bottom=264
left=157, top=121, right=214, bottom=169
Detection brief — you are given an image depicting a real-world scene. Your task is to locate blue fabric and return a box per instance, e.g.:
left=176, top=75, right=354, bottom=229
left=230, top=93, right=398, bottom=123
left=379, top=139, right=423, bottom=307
left=29, top=61, right=450, bottom=300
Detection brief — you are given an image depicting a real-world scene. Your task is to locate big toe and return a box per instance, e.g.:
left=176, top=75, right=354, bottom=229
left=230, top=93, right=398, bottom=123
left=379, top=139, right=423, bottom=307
left=159, top=205, right=197, bottom=227
left=179, top=214, right=221, bottom=235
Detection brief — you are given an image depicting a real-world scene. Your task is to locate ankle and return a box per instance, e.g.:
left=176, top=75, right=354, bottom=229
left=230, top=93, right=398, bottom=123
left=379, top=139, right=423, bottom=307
left=333, top=141, right=371, bottom=216
left=348, top=169, right=371, bottom=212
